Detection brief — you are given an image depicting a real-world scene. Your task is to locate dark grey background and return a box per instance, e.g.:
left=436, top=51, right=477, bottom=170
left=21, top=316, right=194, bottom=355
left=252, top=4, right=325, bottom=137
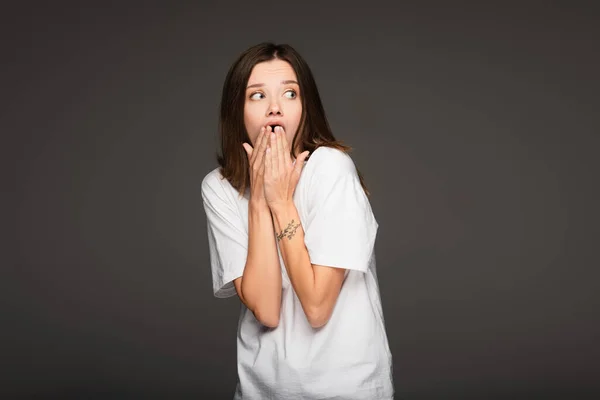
left=6, top=1, right=599, bottom=399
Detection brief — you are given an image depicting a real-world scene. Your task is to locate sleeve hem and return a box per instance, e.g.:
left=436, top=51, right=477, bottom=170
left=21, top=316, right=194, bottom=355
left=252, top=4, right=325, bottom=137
left=308, top=252, right=370, bottom=273
left=213, top=270, right=244, bottom=298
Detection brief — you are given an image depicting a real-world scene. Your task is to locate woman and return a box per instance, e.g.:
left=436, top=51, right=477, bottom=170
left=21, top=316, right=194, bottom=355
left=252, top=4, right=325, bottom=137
left=201, top=42, right=394, bottom=399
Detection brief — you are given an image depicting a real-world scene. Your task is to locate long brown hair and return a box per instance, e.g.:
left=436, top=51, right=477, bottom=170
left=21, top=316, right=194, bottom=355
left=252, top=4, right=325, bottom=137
left=216, top=42, right=369, bottom=196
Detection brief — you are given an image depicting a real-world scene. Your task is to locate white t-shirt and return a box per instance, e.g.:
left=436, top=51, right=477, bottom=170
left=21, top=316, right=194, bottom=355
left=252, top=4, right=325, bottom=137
left=201, top=146, right=394, bottom=400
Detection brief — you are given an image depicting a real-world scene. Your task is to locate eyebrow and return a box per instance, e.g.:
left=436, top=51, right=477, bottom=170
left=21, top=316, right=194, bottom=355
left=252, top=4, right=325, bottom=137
left=246, top=80, right=299, bottom=89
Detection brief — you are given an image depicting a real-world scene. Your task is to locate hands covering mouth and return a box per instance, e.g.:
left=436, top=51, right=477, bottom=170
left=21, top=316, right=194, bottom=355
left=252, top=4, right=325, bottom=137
left=242, top=125, right=310, bottom=211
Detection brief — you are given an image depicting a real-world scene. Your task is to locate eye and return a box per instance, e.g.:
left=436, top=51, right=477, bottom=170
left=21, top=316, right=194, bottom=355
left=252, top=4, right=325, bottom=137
left=249, top=92, right=265, bottom=100
left=284, top=90, right=297, bottom=99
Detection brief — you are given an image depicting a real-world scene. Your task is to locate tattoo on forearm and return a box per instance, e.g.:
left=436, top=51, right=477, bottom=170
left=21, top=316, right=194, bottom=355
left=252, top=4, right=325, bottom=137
left=276, top=219, right=301, bottom=242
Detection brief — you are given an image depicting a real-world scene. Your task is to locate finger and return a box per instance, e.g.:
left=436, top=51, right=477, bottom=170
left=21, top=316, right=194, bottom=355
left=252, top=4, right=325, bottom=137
left=253, top=145, right=266, bottom=195
left=258, top=146, right=266, bottom=180
left=293, top=151, right=310, bottom=180
left=265, top=146, right=272, bottom=180
left=279, top=127, right=293, bottom=164
left=242, top=143, right=253, bottom=159
left=252, top=127, right=266, bottom=163
left=270, top=131, right=278, bottom=177
left=276, top=126, right=286, bottom=172
left=253, top=127, right=268, bottom=168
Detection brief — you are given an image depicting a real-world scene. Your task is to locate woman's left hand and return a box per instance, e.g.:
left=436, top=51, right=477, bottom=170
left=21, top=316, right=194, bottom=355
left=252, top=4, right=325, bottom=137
left=263, top=126, right=310, bottom=212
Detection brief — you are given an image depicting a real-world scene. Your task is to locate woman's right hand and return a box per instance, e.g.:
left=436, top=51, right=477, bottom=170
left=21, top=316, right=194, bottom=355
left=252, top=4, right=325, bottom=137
left=242, top=126, right=271, bottom=211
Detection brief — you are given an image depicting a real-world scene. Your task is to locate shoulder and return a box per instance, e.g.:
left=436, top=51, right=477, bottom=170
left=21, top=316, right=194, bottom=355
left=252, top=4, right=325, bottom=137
left=201, top=167, right=235, bottom=203
left=305, top=146, right=357, bottom=179
left=201, top=167, right=223, bottom=192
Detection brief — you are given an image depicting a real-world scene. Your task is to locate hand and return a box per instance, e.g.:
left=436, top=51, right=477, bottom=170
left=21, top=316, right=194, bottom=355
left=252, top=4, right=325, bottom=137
left=242, top=127, right=270, bottom=210
left=263, top=126, right=310, bottom=211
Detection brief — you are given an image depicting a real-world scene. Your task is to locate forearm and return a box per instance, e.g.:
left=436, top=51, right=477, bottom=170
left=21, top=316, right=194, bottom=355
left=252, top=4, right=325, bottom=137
left=271, top=202, right=324, bottom=320
left=241, top=202, right=282, bottom=325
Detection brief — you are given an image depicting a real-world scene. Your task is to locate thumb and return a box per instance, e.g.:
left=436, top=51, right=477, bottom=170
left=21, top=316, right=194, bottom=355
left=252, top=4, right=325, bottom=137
left=242, top=143, right=253, bottom=158
left=292, top=151, right=310, bottom=181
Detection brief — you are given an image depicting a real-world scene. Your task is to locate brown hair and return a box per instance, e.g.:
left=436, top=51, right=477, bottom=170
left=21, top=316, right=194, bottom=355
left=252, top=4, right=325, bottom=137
left=216, top=42, right=369, bottom=195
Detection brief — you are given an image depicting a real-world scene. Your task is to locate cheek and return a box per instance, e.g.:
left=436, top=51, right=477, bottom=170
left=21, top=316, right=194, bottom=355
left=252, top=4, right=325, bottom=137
left=244, top=112, right=260, bottom=144
left=286, top=131, right=294, bottom=145
left=293, top=105, right=303, bottom=130
left=248, top=131, right=259, bottom=146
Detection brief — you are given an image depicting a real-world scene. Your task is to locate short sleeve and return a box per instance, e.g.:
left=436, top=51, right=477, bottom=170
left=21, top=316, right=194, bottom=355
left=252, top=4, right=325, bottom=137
left=201, top=172, right=248, bottom=298
left=302, top=149, right=378, bottom=273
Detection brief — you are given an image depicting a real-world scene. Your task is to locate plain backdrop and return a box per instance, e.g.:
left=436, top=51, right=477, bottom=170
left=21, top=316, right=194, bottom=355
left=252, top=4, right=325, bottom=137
left=5, top=1, right=600, bottom=399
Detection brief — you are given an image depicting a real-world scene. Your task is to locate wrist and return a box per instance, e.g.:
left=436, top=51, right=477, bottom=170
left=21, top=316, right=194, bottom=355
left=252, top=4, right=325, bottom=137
left=249, top=199, right=270, bottom=215
left=270, top=201, right=296, bottom=225
left=271, top=202, right=302, bottom=243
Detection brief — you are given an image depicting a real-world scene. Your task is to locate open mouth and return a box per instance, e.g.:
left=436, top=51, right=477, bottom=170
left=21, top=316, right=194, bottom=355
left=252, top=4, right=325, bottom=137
left=268, top=125, right=282, bottom=131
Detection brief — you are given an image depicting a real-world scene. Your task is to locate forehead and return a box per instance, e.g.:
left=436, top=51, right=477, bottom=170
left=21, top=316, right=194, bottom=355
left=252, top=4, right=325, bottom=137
left=247, top=59, right=297, bottom=84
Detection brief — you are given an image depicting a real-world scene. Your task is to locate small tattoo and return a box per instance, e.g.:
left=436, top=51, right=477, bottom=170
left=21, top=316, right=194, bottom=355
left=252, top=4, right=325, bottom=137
left=276, top=219, right=301, bottom=241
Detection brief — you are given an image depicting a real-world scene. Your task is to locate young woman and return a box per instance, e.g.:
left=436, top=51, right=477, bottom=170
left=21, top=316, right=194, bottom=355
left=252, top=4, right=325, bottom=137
left=201, top=42, right=394, bottom=400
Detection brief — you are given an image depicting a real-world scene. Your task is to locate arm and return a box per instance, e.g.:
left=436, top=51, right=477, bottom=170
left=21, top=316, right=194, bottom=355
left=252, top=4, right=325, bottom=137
left=271, top=203, right=345, bottom=328
left=236, top=127, right=282, bottom=327
left=264, top=128, right=345, bottom=328
left=234, top=202, right=281, bottom=328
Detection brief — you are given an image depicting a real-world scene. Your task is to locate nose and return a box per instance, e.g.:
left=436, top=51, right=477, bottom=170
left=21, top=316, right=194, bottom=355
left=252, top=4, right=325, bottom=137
left=267, top=99, right=282, bottom=116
